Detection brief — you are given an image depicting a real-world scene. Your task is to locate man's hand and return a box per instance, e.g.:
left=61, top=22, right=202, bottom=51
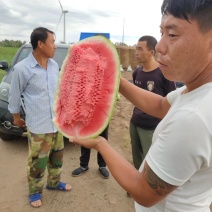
left=70, top=136, right=106, bottom=150
left=12, top=113, right=26, bottom=128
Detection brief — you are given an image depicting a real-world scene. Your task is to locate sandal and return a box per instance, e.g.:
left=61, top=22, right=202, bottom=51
left=29, top=193, right=42, bottom=208
left=46, top=181, right=71, bottom=191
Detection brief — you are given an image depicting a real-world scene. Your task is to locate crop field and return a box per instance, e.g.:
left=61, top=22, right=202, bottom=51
left=0, top=46, right=18, bottom=81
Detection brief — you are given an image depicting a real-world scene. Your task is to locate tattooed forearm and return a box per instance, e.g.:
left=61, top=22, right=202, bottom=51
left=143, top=162, right=177, bottom=196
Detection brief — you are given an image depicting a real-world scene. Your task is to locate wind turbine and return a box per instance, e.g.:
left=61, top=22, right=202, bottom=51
left=55, top=0, right=68, bottom=43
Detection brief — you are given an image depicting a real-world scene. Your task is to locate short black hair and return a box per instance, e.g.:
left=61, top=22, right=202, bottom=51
left=30, top=27, right=54, bottom=50
left=161, top=0, right=212, bottom=32
left=138, top=35, right=158, bottom=52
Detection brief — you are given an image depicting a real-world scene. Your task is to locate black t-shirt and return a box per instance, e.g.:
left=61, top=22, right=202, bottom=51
left=131, top=67, right=176, bottom=130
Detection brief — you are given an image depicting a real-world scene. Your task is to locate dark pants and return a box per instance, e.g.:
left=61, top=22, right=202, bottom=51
left=80, top=125, right=109, bottom=168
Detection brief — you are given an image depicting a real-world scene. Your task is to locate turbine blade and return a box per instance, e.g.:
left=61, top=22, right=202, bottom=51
left=58, top=0, right=63, bottom=11
left=55, top=13, right=63, bottom=34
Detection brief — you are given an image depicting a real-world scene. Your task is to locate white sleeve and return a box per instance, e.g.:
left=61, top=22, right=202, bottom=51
left=167, top=86, right=185, bottom=105
left=145, top=109, right=210, bottom=186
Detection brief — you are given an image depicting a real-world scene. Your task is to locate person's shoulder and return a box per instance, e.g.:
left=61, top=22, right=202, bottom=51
left=14, top=55, right=30, bottom=70
left=133, top=66, right=142, bottom=74
left=154, top=67, right=162, bottom=73
left=135, top=66, right=143, bottom=71
left=167, top=86, right=185, bottom=104
left=156, top=67, right=170, bottom=80
left=132, top=67, right=140, bottom=79
left=147, top=67, right=161, bottom=75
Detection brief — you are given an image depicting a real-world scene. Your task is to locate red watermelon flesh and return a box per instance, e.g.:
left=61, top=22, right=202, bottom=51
left=53, top=36, right=120, bottom=139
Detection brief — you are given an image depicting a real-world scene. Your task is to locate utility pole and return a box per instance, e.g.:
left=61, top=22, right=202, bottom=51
left=122, top=18, right=125, bottom=45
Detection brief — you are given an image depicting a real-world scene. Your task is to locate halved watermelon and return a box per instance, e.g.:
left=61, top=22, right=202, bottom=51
left=53, top=36, right=120, bottom=139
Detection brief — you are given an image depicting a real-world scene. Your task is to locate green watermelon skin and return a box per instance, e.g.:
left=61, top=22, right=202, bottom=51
left=53, top=36, right=120, bottom=139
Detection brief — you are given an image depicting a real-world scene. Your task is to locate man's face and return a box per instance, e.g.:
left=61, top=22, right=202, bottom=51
left=156, top=14, right=211, bottom=85
left=135, top=41, right=152, bottom=64
left=41, top=32, right=56, bottom=58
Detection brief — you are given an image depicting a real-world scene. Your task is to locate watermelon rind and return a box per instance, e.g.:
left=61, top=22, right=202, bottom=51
left=53, top=36, right=120, bottom=139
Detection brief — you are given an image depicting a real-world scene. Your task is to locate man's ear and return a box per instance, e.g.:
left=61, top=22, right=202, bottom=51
left=151, top=49, right=155, bottom=56
left=38, top=40, right=43, bottom=49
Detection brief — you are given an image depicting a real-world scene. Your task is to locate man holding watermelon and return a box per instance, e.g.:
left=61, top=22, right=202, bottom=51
left=8, top=27, right=71, bottom=208
left=71, top=0, right=212, bottom=211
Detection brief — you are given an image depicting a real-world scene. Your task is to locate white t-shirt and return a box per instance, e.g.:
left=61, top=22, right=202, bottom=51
left=135, top=83, right=212, bottom=212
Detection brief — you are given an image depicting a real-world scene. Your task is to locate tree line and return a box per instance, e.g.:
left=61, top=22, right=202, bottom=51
left=0, top=39, right=130, bottom=48
left=0, top=40, right=26, bottom=47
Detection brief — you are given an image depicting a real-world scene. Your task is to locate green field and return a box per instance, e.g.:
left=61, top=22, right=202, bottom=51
left=0, top=46, right=19, bottom=81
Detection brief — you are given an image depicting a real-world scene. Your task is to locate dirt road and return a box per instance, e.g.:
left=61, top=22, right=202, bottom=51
left=0, top=71, right=211, bottom=212
left=0, top=135, right=135, bottom=212
left=0, top=71, right=135, bottom=212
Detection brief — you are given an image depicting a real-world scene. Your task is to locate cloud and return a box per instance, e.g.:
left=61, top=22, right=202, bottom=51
left=0, top=0, right=164, bottom=45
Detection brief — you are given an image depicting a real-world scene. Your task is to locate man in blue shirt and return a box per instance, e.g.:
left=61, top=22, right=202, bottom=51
left=8, top=27, right=71, bottom=208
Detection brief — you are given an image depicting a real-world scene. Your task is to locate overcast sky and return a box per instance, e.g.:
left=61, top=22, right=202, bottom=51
left=0, top=0, right=164, bottom=46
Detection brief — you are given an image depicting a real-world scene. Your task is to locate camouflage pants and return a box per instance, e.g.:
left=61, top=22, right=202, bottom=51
left=27, top=130, right=64, bottom=195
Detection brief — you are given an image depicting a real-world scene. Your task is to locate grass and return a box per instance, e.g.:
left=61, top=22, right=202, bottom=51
left=0, top=70, right=5, bottom=82
left=0, top=46, right=19, bottom=81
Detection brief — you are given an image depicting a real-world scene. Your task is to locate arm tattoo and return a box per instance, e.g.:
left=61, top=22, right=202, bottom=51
left=143, top=162, right=177, bottom=196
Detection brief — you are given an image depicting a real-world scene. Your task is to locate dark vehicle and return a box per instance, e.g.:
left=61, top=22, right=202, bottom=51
left=0, top=43, right=69, bottom=140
